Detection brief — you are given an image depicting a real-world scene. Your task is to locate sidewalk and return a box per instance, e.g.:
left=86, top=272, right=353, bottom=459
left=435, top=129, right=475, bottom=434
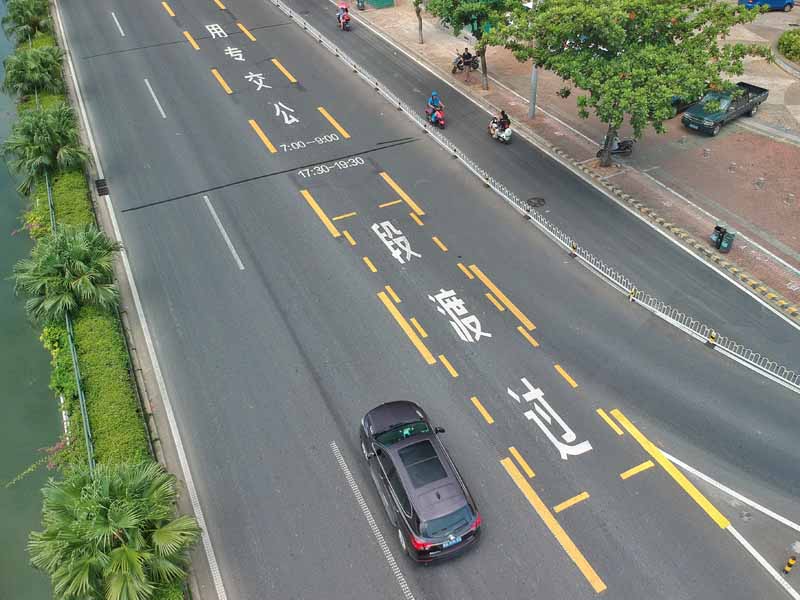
left=356, top=0, right=800, bottom=316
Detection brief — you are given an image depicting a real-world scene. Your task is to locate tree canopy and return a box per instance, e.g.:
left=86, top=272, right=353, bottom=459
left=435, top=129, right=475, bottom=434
left=3, top=45, right=64, bottom=97
left=2, top=0, right=52, bottom=40
left=487, top=0, right=769, bottom=163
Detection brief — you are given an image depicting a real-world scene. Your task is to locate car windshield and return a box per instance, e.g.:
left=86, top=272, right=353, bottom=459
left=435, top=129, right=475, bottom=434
left=700, top=92, right=730, bottom=112
left=374, top=420, right=431, bottom=446
left=422, top=505, right=473, bottom=538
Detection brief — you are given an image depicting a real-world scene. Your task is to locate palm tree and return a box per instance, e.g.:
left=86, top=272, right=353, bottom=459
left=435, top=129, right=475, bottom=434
left=13, top=224, right=122, bottom=323
left=29, top=462, right=200, bottom=600
left=2, top=0, right=52, bottom=40
left=1, top=102, right=87, bottom=194
left=2, top=45, right=64, bottom=97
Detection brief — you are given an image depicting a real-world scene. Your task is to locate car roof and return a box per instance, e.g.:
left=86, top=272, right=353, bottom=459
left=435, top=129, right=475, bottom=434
left=385, top=434, right=469, bottom=522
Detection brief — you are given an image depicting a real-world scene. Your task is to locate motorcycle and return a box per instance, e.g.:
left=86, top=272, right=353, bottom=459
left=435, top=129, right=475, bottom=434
left=488, top=119, right=512, bottom=144
left=596, top=136, right=633, bottom=157
left=337, top=2, right=351, bottom=30
left=451, top=52, right=480, bottom=74
left=425, top=105, right=446, bottom=129
left=340, top=12, right=351, bottom=30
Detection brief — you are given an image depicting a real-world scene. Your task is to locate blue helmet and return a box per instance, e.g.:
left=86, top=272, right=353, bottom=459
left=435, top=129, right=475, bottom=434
left=431, top=91, right=438, bottom=97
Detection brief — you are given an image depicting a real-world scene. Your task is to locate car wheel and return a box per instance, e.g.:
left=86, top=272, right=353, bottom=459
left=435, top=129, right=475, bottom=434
left=748, top=104, right=758, bottom=117
left=711, top=124, right=721, bottom=136
left=397, top=528, right=408, bottom=555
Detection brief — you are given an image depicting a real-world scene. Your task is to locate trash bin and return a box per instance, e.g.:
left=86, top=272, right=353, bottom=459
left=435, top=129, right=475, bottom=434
left=720, top=228, right=736, bottom=253
left=710, top=222, right=727, bottom=249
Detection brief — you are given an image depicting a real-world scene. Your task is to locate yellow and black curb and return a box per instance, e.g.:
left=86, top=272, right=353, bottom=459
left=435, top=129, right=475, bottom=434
left=549, top=147, right=800, bottom=322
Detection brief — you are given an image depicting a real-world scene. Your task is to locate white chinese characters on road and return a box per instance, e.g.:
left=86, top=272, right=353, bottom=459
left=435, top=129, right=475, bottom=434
left=206, top=24, right=228, bottom=38
left=225, top=46, right=245, bottom=61
left=372, top=221, right=421, bottom=265
left=245, top=72, right=271, bottom=90
left=274, top=101, right=299, bottom=125
left=429, top=289, right=491, bottom=343
left=508, top=377, right=592, bottom=460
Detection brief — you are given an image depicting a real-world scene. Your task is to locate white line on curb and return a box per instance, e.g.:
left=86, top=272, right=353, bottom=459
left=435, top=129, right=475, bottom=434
left=144, top=78, right=167, bottom=120
left=53, top=1, right=228, bottom=599
left=330, top=441, right=416, bottom=600
left=111, top=11, right=126, bottom=37
left=337, top=1, right=800, bottom=335
left=204, top=195, right=245, bottom=271
left=728, top=525, right=800, bottom=600
left=662, top=450, right=800, bottom=534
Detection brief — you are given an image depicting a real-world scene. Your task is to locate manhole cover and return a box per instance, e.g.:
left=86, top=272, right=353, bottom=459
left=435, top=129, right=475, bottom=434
left=527, top=197, right=546, bottom=209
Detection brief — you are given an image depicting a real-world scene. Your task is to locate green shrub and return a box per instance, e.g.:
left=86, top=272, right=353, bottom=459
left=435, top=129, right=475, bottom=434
left=778, top=29, right=800, bottom=62
left=17, top=90, right=63, bottom=113
left=153, top=582, right=187, bottom=600
left=72, top=306, right=150, bottom=465
left=30, top=32, right=55, bottom=49
left=24, top=170, right=92, bottom=239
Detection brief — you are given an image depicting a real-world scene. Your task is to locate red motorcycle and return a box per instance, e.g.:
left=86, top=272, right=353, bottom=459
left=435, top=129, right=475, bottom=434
left=425, top=105, right=446, bottom=129
left=337, top=2, right=351, bottom=30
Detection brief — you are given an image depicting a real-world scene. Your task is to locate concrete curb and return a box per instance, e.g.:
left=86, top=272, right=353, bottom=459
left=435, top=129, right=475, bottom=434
left=356, top=11, right=800, bottom=323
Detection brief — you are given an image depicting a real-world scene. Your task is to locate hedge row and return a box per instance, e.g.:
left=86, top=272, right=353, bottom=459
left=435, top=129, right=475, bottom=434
left=778, top=29, right=800, bottom=62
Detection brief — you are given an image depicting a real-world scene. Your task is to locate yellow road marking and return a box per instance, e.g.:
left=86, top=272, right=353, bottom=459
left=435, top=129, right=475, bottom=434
left=163, top=2, right=176, bottom=16
left=183, top=31, right=200, bottom=49
left=410, top=317, right=428, bottom=338
left=596, top=408, right=623, bottom=435
left=554, top=364, right=578, bottom=388
left=214, top=0, right=226, bottom=8
left=620, top=460, right=654, bottom=480
left=248, top=119, right=277, bottom=154
left=363, top=256, right=377, bottom=273
left=610, top=409, right=730, bottom=529
left=500, top=458, right=606, bottom=594
left=378, top=199, right=403, bottom=208
left=432, top=236, right=448, bottom=252
left=509, top=447, right=535, bottom=478
left=332, top=211, right=357, bottom=221
left=300, top=190, right=340, bottom=238
left=237, top=22, right=256, bottom=41
left=486, top=292, right=505, bottom=311
left=469, top=264, right=535, bottom=331
left=211, top=68, right=233, bottom=94
left=517, top=325, right=540, bottom=348
left=317, top=107, right=351, bottom=139
left=380, top=172, right=425, bottom=216
left=377, top=291, right=435, bottom=365
left=409, top=212, right=423, bottom=226
left=271, top=58, right=297, bottom=83
left=343, top=230, right=356, bottom=246
left=553, top=491, right=590, bottom=513
left=471, top=396, right=494, bottom=424
left=439, top=354, right=458, bottom=378
left=385, top=285, right=401, bottom=304
left=458, top=262, right=474, bottom=280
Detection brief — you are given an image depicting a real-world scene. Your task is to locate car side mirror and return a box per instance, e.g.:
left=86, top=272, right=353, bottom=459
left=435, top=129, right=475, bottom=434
left=434, top=426, right=446, bottom=434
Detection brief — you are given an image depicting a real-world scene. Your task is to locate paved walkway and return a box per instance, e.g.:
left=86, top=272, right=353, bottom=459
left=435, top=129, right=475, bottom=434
left=357, top=0, right=800, bottom=310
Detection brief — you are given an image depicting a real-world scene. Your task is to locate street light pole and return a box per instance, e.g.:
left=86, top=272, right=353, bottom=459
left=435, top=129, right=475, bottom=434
left=528, top=63, right=538, bottom=118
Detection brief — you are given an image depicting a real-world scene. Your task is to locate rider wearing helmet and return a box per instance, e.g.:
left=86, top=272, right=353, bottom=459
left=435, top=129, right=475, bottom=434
left=428, top=91, right=443, bottom=111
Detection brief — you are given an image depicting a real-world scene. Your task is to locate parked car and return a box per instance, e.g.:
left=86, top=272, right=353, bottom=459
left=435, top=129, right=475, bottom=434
left=360, top=401, right=481, bottom=563
left=681, top=82, right=769, bottom=136
left=739, top=0, right=793, bottom=12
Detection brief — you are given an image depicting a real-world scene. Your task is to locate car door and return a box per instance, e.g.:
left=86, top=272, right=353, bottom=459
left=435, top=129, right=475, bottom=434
left=375, top=451, right=399, bottom=526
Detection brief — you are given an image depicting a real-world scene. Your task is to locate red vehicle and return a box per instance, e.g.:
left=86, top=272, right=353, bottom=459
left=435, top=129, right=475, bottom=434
left=425, top=106, right=445, bottom=129
left=337, top=2, right=351, bottom=30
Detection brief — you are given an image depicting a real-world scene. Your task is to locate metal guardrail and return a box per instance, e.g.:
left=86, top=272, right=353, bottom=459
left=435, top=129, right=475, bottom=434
left=267, top=0, right=800, bottom=394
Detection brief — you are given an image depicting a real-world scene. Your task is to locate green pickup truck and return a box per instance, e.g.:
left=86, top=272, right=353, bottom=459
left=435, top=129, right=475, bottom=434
left=681, top=82, right=769, bottom=136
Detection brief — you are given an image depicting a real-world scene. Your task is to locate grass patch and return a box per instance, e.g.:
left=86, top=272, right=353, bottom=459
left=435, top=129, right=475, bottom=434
left=26, top=170, right=93, bottom=238
left=30, top=32, right=56, bottom=49
left=18, top=91, right=66, bottom=113
left=72, top=306, right=150, bottom=465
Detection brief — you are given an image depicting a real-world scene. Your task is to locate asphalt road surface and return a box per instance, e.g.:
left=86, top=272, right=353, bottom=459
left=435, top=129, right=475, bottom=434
left=57, top=0, right=800, bottom=598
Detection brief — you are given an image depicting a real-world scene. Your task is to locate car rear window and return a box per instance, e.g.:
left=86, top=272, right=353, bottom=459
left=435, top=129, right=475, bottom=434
left=422, top=505, right=472, bottom=538
left=398, top=440, right=447, bottom=488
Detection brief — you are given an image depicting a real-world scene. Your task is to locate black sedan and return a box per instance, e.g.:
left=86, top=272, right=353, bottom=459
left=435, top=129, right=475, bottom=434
left=360, top=401, right=481, bottom=562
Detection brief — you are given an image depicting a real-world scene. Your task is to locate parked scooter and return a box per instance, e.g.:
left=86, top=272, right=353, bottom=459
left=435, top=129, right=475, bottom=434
left=451, top=51, right=480, bottom=74
left=596, top=135, right=634, bottom=157
left=488, top=119, right=512, bottom=143
left=426, top=106, right=446, bottom=129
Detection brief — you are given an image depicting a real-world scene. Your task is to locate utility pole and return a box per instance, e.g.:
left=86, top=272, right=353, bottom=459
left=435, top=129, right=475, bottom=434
left=525, top=0, right=541, bottom=118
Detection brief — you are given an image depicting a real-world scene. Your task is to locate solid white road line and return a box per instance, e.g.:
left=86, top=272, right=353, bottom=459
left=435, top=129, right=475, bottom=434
left=663, top=450, right=800, bottom=534
left=143, top=78, right=167, bottom=119
left=111, top=11, right=126, bottom=37
left=728, top=525, right=800, bottom=600
left=53, top=2, right=228, bottom=599
left=330, top=441, right=416, bottom=600
left=335, top=0, right=800, bottom=334
left=203, top=195, right=245, bottom=271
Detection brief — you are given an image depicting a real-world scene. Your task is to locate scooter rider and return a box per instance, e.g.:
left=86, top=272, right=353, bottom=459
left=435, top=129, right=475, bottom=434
left=427, top=91, right=444, bottom=124
left=336, top=4, right=349, bottom=27
left=490, top=110, right=510, bottom=137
